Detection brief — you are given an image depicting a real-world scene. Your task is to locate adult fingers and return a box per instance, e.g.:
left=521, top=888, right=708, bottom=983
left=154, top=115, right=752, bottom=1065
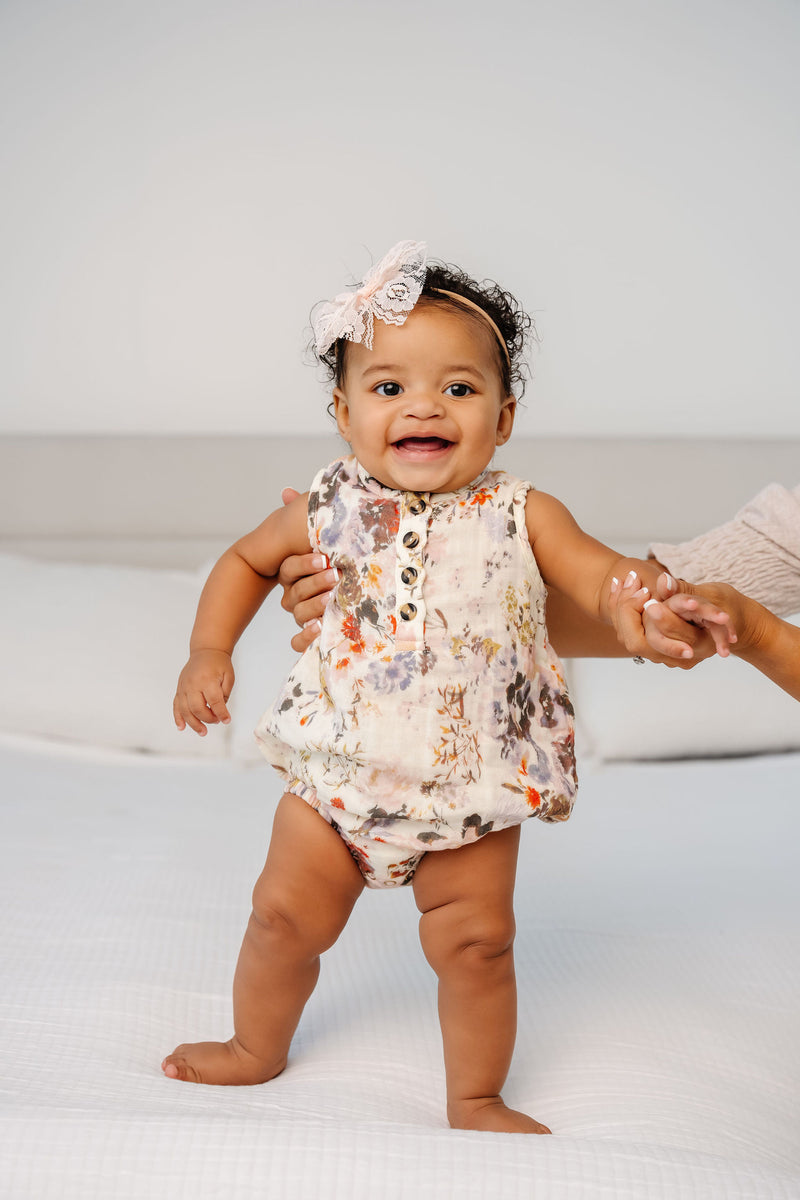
left=278, top=556, right=338, bottom=625
left=609, top=574, right=649, bottom=654
left=291, top=620, right=322, bottom=653
left=655, top=572, right=694, bottom=601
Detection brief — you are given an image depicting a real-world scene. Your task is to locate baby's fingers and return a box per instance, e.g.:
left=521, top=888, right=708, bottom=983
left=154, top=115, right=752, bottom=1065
left=642, top=599, right=694, bottom=660
left=173, top=696, right=187, bottom=731
left=198, top=664, right=235, bottom=727
left=662, top=594, right=737, bottom=657
left=173, top=691, right=211, bottom=736
left=204, top=683, right=233, bottom=725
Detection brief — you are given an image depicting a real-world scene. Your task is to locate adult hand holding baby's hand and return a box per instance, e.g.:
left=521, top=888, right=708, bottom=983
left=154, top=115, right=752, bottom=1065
left=609, top=570, right=732, bottom=666
left=652, top=583, right=738, bottom=658
left=173, top=649, right=235, bottom=736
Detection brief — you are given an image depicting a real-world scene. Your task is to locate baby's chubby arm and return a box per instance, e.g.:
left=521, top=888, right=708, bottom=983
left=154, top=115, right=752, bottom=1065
left=173, top=493, right=312, bottom=736
left=524, top=491, right=726, bottom=663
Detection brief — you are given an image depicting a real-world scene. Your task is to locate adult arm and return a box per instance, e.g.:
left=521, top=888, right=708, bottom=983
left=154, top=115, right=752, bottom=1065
left=658, top=579, right=800, bottom=701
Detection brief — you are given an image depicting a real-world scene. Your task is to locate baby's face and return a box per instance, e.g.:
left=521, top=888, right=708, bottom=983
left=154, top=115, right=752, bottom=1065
left=333, top=305, right=516, bottom=494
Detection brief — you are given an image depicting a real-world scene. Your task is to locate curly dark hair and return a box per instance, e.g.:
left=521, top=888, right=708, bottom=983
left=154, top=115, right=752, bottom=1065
left=312, top=257, right=533, bottom=399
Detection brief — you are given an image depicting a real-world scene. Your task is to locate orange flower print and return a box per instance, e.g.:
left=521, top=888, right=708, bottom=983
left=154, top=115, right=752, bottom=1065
left=342, top=613, right=365, bottom=653
left=501, top=757, right=542, bottom=809
left=330, top=796, right=345, bottom=810
left=525, top=785, right=541, bottom=809
left=366, top=562, right=383, bottom=588
left=458, top=485, right=497, bottom=510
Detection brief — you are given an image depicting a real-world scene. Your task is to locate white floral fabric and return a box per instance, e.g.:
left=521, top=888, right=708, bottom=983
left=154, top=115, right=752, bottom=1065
left=255, top=456, right=577, bottom=881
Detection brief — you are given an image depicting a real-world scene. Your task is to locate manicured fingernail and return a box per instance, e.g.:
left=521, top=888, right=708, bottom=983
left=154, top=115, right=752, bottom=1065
left=643, top=598, right=658, bottom=611
left=611, top=577, right=620, bottom=592
left=634, top=587, right=649, bottom=599
left=311, top=555, right=327, bottom=569
left=624, top=570, right=638, bottom=587
left=303, top=619, right=322, bottom=632
left=328, top=567, right=340, bottom=583
left=663, top=574, right=675, bottom=590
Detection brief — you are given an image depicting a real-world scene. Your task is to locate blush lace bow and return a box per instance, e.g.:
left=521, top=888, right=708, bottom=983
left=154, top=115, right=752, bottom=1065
left=312, top=240, right=427, bottom=355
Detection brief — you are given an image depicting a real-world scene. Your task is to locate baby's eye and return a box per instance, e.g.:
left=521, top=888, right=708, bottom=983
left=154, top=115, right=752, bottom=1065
left=444, top=383, right=474, bottom=398
left=374, top=381, right=403, bottom=397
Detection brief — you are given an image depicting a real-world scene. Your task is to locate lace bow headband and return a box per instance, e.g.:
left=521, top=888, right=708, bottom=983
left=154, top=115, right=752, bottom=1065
left=311, top=240, right=510, bottom=365
left=312, top=241, right=427, bottom=356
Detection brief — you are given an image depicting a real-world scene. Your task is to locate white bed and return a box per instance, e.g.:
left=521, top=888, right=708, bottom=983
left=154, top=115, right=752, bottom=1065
left=1, top=436, right=798, bottom=1199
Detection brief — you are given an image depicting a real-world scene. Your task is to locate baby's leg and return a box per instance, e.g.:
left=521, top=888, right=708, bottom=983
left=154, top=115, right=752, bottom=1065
left=412, top=826, right=550, bottom=1134
left=162, top=792, right=364, bottom=1085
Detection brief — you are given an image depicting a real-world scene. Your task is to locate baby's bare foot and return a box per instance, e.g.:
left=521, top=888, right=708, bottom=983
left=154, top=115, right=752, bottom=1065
left=449, top=1097, right=551, bottom=1135
left=161, top=1038, right=286, bottom=1085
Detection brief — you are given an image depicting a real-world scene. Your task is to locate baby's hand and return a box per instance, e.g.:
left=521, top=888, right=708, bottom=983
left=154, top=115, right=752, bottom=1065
left=609, top=570, right=720, bottom=666
left=173, top=650, right=235, bottom=736
left=651, top=590, right=738, bottom=659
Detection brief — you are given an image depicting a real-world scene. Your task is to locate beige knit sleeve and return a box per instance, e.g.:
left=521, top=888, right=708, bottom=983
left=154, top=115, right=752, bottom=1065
left=649, top=483, right=800, bottom=616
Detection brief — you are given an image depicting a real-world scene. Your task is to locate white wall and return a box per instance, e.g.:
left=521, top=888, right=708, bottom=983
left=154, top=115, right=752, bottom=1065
left=1, top=0, right=798, bottom=437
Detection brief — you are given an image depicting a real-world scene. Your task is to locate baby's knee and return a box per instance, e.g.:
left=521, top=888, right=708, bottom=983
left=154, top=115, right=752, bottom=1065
left=420, top=904, right=516, bottom=976
left=249, top=878, right=341, bottom=956
left=249, top=889, right=296, bottom=945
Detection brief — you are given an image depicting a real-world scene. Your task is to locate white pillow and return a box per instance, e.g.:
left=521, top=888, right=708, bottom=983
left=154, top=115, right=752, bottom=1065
left=565, top=613, right=800, bottom=761
left=0, top=552, right=228, bottom=758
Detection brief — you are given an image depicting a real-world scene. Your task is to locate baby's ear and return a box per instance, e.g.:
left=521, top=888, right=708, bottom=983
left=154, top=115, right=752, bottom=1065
left=332, top=389, right=351, bottom=441
left=495, top=397, right=516, bottom=446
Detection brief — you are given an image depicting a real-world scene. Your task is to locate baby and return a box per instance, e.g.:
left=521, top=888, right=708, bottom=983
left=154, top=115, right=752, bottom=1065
left=165, top=241, right=734, bottom=1133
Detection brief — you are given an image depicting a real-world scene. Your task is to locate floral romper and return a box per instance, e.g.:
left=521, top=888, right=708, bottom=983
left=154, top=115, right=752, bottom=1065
left=255, top=456, right=577, bottom=888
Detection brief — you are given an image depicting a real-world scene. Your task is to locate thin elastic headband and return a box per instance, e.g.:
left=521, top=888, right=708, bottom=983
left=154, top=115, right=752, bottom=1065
left=431, top=289, right=511, bottom=367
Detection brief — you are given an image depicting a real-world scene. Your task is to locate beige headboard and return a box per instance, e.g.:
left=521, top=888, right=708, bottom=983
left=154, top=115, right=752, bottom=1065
left=2, top=435, right=797, bottom=567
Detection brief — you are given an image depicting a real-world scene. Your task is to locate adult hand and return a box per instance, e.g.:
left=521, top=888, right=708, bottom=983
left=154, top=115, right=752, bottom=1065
left=656, top=574, right=800, bottom=700
left=608, top=570, right=720, bottom=667
left=646, top=582, right=737, bottom=658
left=278, top=488, right=338, bottom=653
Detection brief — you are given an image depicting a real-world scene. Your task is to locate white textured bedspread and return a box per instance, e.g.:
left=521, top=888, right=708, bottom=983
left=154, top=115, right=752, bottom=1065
left=1, top=742, right=798, bottom=1199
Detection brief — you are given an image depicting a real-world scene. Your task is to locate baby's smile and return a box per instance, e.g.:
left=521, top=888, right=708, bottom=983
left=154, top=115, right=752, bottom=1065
left=392, top=436, right=454, bottom=456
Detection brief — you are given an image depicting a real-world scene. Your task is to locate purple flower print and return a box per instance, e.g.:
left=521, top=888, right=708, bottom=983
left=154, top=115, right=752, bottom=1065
left=364, top=651, right=418, bottom=694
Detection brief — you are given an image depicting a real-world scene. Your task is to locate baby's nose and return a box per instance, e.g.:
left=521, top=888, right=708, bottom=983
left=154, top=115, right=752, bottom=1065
left=403, top=391, right=445, bottom=416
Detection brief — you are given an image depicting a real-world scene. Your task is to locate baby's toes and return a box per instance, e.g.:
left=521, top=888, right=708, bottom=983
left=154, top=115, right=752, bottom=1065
left=161, top=1047, right=200, bottom=1082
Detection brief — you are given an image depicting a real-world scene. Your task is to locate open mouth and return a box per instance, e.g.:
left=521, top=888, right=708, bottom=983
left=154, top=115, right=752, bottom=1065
left=392, top=437, right=453, bottom=453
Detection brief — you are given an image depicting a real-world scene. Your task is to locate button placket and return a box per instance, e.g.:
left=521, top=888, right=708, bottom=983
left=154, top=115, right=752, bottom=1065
left=395, top=493, right=430, bottom=646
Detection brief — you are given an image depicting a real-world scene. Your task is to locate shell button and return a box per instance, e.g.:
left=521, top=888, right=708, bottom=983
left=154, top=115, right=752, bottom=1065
left=400, top=566, right=418, bottom=585
left=399, top=602, right=417, bottom=621
left=408, top=496, right=427, bottom=515
left=402, top=531, right=420, bottom=549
